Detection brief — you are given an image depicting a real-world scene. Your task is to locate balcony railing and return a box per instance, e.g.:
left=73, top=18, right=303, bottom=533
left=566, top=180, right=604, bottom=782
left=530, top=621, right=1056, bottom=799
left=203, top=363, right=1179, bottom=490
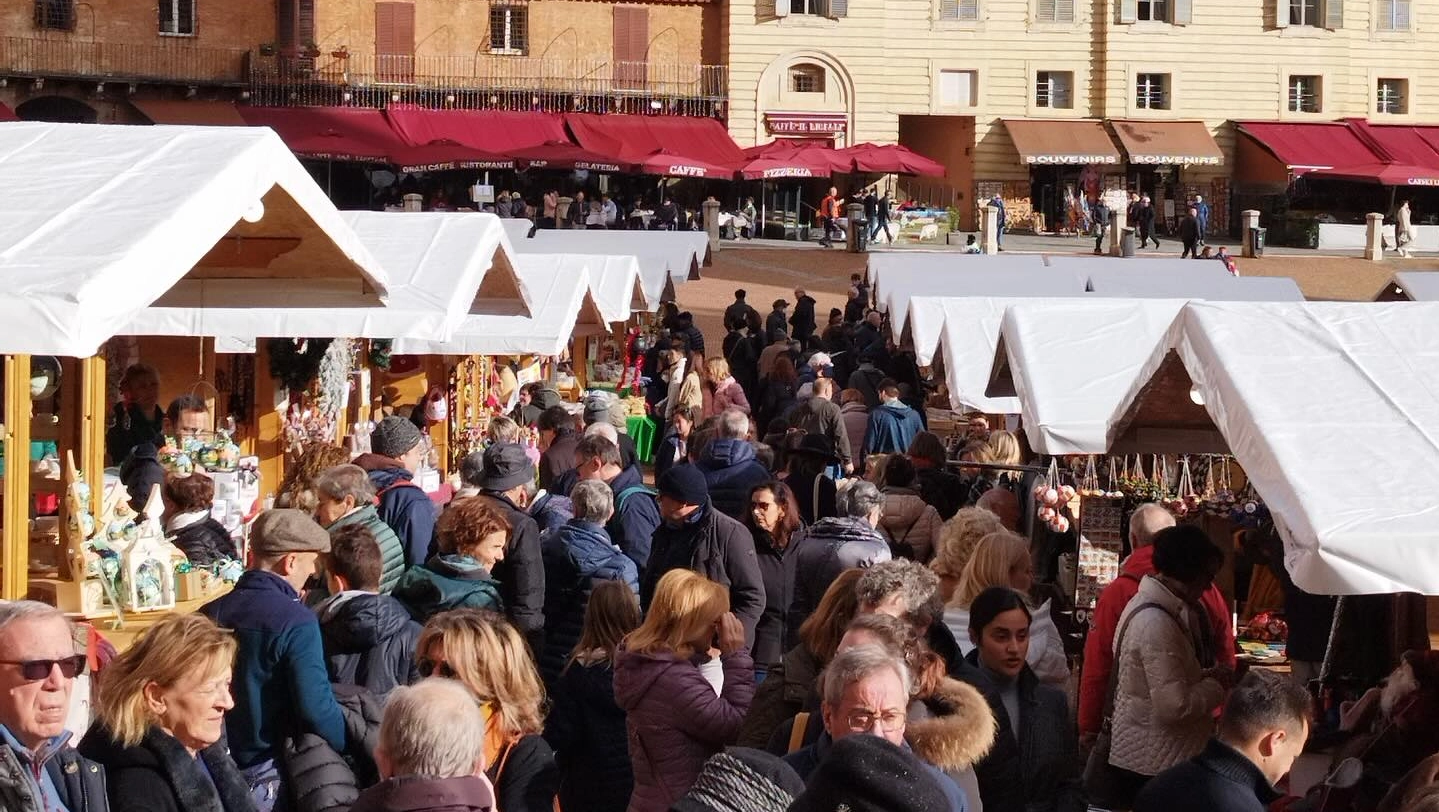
left=0, top=36, right=250, bottom=85
left=247, top=52, right=728, bottom=115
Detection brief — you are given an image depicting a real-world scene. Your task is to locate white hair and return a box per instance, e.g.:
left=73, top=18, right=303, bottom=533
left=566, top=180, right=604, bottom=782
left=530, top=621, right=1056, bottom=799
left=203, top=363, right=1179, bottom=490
left=717, top=409, right=749, bottom=440
left=584, top=421, right=619, bottom=445
left=821, top=644, right=913, bottom=706
left=379, top=679, right=487, bottom=778
left=0, top=600, right=66, bottom=635
left=809, top=353, right=832, bottom=369
left=570, top=479, right=614, bottom=524
left=1129, top=503, right=1175, bottom=549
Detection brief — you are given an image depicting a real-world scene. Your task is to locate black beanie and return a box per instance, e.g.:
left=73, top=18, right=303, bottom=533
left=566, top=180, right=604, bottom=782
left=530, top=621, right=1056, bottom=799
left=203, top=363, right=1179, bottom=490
left=789, top=735, right=952, bottom=812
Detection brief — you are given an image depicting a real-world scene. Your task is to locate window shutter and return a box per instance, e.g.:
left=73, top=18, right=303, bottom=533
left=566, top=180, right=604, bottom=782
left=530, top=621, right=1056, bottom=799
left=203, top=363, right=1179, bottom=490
left=1037, top=0, right=1055, bottom=21
left=376, top=3, right=396, bottom=54
left=395, top=3, right=415, bottom=54
left=298, top=0, right=314, bottom=43
left=958, top=0, right=977, bottom=19
left=940, top=0, right=958, bottom=18
left=1324, top=0, right=1342, bottom=27
left=775, top=0, right=790, bottom=17
left=830, top=0, right=847, bottom=17
left=1056, top=0, right=1073, bottom=20
left=612, top=7, right=648, bottom=88
left=1171, top=0, right=1190, bottom=23
left=1273, top=0, right=1288, bottom=27
left=1119, top=0, right=1137, bottom=22
left=277, top=0, right=295, bottom=44
left=1394, top=0, right=1410, bottom=29
left=179, top=0, right=194, bottom=33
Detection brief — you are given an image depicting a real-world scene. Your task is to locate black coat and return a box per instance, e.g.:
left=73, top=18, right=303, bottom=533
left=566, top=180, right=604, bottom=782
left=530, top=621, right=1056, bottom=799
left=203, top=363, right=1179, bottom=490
left=790, top=296, right=818, bottom=342
left=765, top=309, right=789, bottom=343
left=317, top=591, right=421, bottom=698
left=724, top=301, right=761, bottom=335
left=539, top=431, right=579, bottom=492
left=78, top=725, right=255, bottom=812
left=477, top=492, right=546, bottom=653
left=279, top=685, right=384, bottom=812
left=120, top=443, right=166, bottom=514
left=543, top=660, right=634, bottom=812
left=917, top=467, right=966, bottom=521
left=723, top=330, right=762, bottom=404
left=537, top=520, right=640, bottom=685
left=751, top=526, right=798, bottom=668
left=171, top=517, right=239, bottom=566
left=490, top=734, right=559, bottom=812
left=643, top=502, right=767, bottom=647
left=1134, top=739, right=1281, bottom=812
left=351, top=776, right=494, bottom=812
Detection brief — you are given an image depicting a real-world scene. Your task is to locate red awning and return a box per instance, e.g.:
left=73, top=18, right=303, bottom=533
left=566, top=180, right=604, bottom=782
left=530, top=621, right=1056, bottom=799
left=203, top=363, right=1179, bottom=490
left=1346, top=120, right=1439, bottom=170
left=391, top=141, right=515, bottom=173
left=238, top=106, right=404, bottom=162
left=0, top=102, right=19, bottom=122
left=565, top=113, right=745, bottom=170
left=633, top=149, right=734, bottom=179
left=509, top=141, right=627, bottom=172
left=384, top=108, right=569, bottom=153
left=838, top=143, right=946, bottom=176
left=1236, top=121, right=1380, bottom=175
left=1306, top=162, right=1439, bottom=187
left=739, top=144, right=849, bottom=179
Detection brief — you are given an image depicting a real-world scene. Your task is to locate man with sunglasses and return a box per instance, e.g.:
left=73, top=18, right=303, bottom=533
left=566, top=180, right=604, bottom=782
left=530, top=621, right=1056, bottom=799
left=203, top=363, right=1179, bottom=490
left=0, top=600, right=107, bottom=812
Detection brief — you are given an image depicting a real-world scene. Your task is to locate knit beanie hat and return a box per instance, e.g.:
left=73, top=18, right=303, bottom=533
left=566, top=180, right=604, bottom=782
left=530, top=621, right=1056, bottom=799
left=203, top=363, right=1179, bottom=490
left=656, top=463, right=708, bottom=506
left=789, top=735, right=952, bottom=812
left=673, top=748, right=804, bottom=812
left=371, top=415, right=424, bottom=459
left=583, top=391, right=614, bottom=426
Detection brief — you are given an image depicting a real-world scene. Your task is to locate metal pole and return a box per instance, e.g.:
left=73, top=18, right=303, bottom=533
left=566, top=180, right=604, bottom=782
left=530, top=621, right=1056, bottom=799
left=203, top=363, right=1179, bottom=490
left=1318, top=594, right=1346, bottom=684
left=943, top=459, right=1052, bottom=475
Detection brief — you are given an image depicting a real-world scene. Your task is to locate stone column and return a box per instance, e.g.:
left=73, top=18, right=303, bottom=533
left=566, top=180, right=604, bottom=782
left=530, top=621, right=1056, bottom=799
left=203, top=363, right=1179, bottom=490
left=1109, top=208, right=1128, bottom=257
left=402, top=193, right=422, bottom=212
left=981, top=205, right=999, bottom=255
left=1240, top=210, right=1261, bottom=258
left=1365, top=212, right=1385, bottom=262
left=557, top=196, right=573, bottom=229
left=702, top=199, right=721, bottom=252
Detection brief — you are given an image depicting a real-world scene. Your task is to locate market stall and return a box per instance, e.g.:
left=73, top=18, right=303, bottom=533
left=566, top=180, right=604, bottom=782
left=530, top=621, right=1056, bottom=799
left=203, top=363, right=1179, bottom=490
left=525, top=229, right=711, bottom=285
left=513, top=238, right=677, bottom=309
left=1082, top=268, right=1305, bottom=300
left=1374, top=270, right=1439, bottom=301
left=895, top=268, right=1088, bottom=357
left=866, top=253, right=1055, bottom=339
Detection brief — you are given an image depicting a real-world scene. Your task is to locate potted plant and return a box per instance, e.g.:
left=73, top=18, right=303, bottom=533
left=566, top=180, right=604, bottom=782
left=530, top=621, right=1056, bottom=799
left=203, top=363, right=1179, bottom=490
left=944, top=206, right=966, bottom=245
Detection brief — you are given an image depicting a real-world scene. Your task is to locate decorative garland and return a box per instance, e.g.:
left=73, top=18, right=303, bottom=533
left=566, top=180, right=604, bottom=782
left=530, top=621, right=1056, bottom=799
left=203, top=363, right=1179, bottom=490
left=266, top=338, right=333, bottom=393
left=369, top=339, right=393, bottom=371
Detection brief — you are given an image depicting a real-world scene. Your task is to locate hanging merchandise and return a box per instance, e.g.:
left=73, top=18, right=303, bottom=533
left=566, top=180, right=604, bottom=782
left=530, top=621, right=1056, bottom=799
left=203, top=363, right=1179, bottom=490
left=267, top=338, right=333, bottom=393
left=368, top=339, right=393, bottom=371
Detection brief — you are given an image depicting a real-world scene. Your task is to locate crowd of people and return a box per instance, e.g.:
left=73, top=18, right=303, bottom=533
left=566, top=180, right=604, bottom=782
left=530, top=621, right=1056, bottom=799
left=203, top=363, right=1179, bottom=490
left=12, top=286, right=1438, bottom=812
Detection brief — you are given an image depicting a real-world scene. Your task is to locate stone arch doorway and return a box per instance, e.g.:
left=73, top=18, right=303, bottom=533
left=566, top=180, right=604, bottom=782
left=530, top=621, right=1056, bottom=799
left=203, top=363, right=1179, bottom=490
left=753, top=50, right=855, bottom=147
left=16, top=96, right=98, bottom=123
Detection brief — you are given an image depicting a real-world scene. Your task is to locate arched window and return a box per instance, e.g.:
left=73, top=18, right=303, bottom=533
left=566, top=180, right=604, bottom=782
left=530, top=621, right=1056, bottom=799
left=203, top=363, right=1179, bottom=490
left=789, top=64, right=826, bottom=94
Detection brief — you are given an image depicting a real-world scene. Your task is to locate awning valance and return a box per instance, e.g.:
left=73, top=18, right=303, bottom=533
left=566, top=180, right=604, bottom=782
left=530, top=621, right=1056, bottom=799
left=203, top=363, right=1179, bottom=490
left=1235, top=121, right=1378, bottom=175
left=1003, top=119, right=1121, bottom=165
left=384, top=108, right=569, bottom=153
left=1110, top=119, right=1223, bottom=165
left=237, top=106, right=403, bottom=162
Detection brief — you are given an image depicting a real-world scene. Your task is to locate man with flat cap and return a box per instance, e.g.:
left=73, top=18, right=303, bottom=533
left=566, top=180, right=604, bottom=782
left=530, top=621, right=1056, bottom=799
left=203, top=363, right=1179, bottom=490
left=202, top=509, right=347, bottom=810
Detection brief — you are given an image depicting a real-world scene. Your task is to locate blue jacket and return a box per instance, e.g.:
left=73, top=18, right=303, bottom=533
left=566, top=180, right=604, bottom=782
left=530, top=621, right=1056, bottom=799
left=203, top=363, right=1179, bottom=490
left=696, top=438, right=771, bottom=520
left=317, top=590, right=421, bottom=698
left=393, top=555, right=503, bottom=620
left=863, top=400, right=925, bottom=456
left=529, top=492, right=574, bottom=535
left=604, top=465, right=660, bottom=570
left=539, top=519, right=641, bottom=684
left=200, top=570, right=346, bottom=768
left=357, top=454, right=437, bottom=569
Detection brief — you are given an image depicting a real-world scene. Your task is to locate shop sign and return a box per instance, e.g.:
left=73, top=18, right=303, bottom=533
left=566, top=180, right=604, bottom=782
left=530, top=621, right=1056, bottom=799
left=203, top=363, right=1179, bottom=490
left=1407, top=177, right=1439, bottom=186
left=668, top=165, right=708, bottom=177
left=1130, top=154, right=1223, bottom=165
left=765, top=112, right=848, bottom=135
left=762, top=166, right=814, bottom=178
left=1026, top=154, right=1120, bottom=165
left=575, top=162, right=622, bottom=173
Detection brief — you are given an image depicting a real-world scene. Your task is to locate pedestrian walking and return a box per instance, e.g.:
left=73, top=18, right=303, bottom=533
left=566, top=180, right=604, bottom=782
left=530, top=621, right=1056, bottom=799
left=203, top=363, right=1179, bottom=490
left=1192, top=194, right=1211, bottom=244
left=1136, top=195, right=1159, bottom=249
left=1398, top=199, right=1416, bottom=257
left=1180, top=206, right=1201, bottom=258
left=1091, top=198, right=1111, bottom=255
left=818, top=187, right=840, bottom=248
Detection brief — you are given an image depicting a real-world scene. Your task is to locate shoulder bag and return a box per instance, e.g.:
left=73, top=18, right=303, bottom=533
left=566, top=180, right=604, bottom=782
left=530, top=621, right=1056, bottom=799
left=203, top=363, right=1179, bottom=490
left=1082, top=601, right=1167, bottom=808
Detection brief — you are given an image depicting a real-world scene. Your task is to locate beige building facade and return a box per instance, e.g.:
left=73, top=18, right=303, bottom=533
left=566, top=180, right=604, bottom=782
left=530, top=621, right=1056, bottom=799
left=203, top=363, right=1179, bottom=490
left=723, top=0, right=1437, bottom=229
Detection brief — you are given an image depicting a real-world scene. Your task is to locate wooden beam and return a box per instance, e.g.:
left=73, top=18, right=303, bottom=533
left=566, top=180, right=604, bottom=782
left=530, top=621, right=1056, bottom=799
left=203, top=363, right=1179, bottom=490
left=253, top=341, right=284, bottom=507
left=3, top=355, right=31, bottom=600
left=79, top=356, right=106, bottom=520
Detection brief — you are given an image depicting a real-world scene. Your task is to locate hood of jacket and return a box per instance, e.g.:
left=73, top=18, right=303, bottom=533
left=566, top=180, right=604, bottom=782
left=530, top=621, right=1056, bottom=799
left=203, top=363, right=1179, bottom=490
left=906, top=677, right=997, bottom=772
left=840, top=402, right=868, bottom=417
left=355, top=453, right=413, bottom=487
left=698, top=437, right=757, bottom=470
left=804, top=516, right=882, bottom=546
left=875, top=400, right=915, bottom=418
left=613, top=649, right=690, bottom=711
left=557, top=520, right=626, bottom=576
left=351, top=775, right=496, bottom=812
left=318, top=591, right=415, bottom=652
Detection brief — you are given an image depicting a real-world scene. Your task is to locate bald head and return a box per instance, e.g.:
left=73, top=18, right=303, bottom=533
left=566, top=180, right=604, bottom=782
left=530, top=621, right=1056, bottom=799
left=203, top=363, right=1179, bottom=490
left=976, top=488, right=1020, bottom=531
left=1129, top=503, right=1176, bottom=549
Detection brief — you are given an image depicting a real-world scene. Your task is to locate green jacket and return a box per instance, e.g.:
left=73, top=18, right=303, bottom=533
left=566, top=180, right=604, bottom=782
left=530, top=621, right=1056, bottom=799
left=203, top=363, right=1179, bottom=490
left=329, top=505, right=407, bottom=595
left=394, top=555, right=503, bottom=621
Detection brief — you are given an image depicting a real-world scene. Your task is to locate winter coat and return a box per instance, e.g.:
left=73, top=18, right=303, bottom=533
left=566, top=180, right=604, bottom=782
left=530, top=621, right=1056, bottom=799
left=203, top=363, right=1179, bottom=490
left=787, top=472, right=837, bottom=528
left=604, top=464, right=661, bottom=569
left=350, top=776, right=495, bottom=812
left=120, top=443, right=166, bottom=514
left=864, top=400, right=925, bottom=456
left=751, top=526, right=798, bottom=668
left=0, top=733, right=107, bottom=812
left=326, top=504, right=407, bottom=595
left=785, top=517, right=891, bottom=647
left=539, top=519, right=641, bottom=684
left=1134, top=739, right=1280, bottom=812
left=543, top=657, right=633, bottom=812
left=946, top=600, right=1071, bottom=687
left=1109, top=575, right=1226, bottom=777
left=1077, top=546, right=1235, bottom=737
left=653, top=429, right=686, bottom=483
left=879, top=487, right=943, bottom=562
left=737, top=642, right=822, bottom=750
left=77, top=725, right=253, bottom=812
left=474, top=492, right=546, bottom=653
left=107, top=402, right=164, bottom=466
left=279, top=685, right=385, bottom=812
left=355, top=454, right=437, bottom=570
left=755, top=378, right=799, bottom=433
left=613, top=648, right=756, bottom=812
left=317, top=590, right=421, bottom=698
left=393, top=555, right=503, bottom=620
left=489, top=735, right=558, bottom=812
left=702, top=377, right=751, bottom=420
left=961, top=656, right=1084, bottom=812
left=200, top=570, right=347, bottom=769
left=695, top=438, right=771, bottom=520
left=765, top=309, right=789, bottom=343
left=169, top=516, right=239, bottom=567
left=1178, top=215, right=1200, bottom=243
left=528, top=492, right=573, bottom=535
left=539, top=431, right=580, bottom=492
left=907, top=677, right=998, bottom=811
left=757, top=344, right=791, bottom=384
left=643, top=502, right=766, bottom=647
left=784, top=732, right=969, bottom=811
left=723, top=331, right=762, bottom=404
left=790, top=295, right=818, bottom=341
left=793, top=397, right=853, bottom=465
left=918, top=467, right=966, bottom=521
left=840, top=403, right=869, bottom=467
left=724, top=301, right=761, bottom=335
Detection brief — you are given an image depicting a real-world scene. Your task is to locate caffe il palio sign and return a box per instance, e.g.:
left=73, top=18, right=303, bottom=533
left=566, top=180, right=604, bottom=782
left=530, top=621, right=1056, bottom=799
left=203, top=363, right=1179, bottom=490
left=765, top=112, right=848, bottom=135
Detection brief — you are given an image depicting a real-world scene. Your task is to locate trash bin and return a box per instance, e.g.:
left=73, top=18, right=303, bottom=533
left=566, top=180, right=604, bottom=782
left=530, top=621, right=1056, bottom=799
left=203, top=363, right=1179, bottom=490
left=851, top=219, right=869, bottom=253
left=1250, top=227, right=1266, bottom=257
left=1120, top=227, right=1137, bottom=257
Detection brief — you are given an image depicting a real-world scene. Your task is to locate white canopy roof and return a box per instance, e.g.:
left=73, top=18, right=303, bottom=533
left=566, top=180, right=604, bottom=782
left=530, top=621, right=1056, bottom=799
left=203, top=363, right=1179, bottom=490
left=1047, top=256, right=1235, bottom=275
left=1085, top=266, right=1304, bottom=300
left=986, top=299, right=1189, bottom=454
left=0, top=122, right=388, bottom=356
left=1376, top=271, right=1439, bottom=301
left=525, top=229, right=707, bottom=281
left=129, top=212, right=526, bottom=342
left=393, top=254, right=608, bottom=357
left=896, top=267, right=1090, bottom=350
left=512, top=237, right=672, bottom=310
left=932, top=298, right=1084, bottom=414
left=582, top=254, right=648, bottom=323
left=1107, top=301, right=1439, bottom=594
left=500, top=218, right=535, bottom=246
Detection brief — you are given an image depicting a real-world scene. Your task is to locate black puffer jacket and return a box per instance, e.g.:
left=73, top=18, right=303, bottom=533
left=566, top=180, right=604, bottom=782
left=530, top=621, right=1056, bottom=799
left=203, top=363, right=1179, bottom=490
left=170, top=517, right=240, bottom=566
left=475, top=492, right=546, bottom=654
left=543, top=657, right=633, bottom=812
left=317, top=591, right=421, bottom=698
left=784, top=517, right=890, bottom=648
left=280, top=685, right=384, bottom=812
left=78, top=724, right=254, bottom=812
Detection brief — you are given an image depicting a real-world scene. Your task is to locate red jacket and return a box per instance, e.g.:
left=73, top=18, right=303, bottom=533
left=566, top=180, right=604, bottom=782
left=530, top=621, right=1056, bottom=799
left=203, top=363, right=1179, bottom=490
left=1077, top=544, right=1236, bottom=736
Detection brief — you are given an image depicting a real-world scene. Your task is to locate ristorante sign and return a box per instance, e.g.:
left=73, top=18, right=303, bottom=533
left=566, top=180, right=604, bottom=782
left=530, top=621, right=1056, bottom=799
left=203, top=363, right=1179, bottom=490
left=765, top=112, right=848, bottom=135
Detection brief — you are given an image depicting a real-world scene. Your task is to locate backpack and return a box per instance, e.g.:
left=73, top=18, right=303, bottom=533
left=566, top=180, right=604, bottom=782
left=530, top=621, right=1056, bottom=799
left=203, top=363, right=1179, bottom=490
left=614, top=485, right=657, bottom=516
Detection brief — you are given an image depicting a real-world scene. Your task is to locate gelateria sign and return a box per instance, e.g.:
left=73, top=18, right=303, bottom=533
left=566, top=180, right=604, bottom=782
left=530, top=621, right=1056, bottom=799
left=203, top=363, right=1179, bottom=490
left=765, top=112, right=848, bottom=136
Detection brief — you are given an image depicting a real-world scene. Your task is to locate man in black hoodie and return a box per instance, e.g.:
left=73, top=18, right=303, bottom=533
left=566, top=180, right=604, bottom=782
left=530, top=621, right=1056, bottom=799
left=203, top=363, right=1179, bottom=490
left=315, top=524, right=420, bottom=697
left=789, top=289, right=818, bottom=346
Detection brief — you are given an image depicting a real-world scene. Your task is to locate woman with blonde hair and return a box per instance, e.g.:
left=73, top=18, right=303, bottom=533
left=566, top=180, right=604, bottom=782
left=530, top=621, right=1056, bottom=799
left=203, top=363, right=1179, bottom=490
left=701, top=357, right=751, bottom=419
left=416, top=609, right=557, bottom=812
left=277, top=443, right=351, bottom=512
left=614, top=569, right=754, bottom=811
left=931, top=507, right=1006, bottom=603
left=78, top=613, right=253, bottom=812
left=544, top=580, right=643, bottom=812
left=946, top=530, right=1069, bottom=685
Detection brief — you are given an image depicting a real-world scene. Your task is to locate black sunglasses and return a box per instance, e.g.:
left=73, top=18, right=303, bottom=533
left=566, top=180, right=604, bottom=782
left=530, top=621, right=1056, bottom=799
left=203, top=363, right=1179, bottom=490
left=417, top=659, right=457, bottom=679
left=1, top=655, right=87, bottom=681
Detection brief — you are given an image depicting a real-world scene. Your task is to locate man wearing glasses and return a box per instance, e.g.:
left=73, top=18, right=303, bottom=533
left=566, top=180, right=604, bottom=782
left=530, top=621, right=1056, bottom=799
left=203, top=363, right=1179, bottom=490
left=781, top=644, right=967, bottom=811
left=0, top=600, right=108, bottom=812
left=120, top=393, right=213, bottom=514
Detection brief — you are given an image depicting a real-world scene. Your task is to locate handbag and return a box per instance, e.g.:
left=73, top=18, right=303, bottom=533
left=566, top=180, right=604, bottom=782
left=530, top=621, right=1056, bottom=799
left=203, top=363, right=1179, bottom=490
left=1082, top=600, right=1166, bottom=808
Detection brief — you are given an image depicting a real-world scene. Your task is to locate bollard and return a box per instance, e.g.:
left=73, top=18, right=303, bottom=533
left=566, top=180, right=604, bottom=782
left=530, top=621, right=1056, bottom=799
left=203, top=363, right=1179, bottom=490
left=1241, top=210, right=1260, bottom=258
left=703, top=199, right=721, bottom=252
left=1365, top=212, right=1385, bottom=262
left=557, top=196, right=573, bottom=229
left=846, top=202, right=866, bottom=253
left=1109, top=208, right=1127, bottom=257
left=981, top=205, right=999, bottom=255
left=402, top=193, right=423, bottom=212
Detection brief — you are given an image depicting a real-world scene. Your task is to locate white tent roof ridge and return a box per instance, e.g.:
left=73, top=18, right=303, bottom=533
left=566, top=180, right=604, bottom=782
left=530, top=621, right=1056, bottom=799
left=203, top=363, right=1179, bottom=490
left=525, top=229, right=707, bottom=284
left=1376, top=270, right=1439, bottom=301
left=882, top=262, right=1085, bottom=344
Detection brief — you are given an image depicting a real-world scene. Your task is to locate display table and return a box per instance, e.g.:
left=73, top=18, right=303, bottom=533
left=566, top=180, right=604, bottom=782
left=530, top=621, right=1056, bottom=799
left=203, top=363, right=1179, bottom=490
left=627, top=415, right=656, bottom=464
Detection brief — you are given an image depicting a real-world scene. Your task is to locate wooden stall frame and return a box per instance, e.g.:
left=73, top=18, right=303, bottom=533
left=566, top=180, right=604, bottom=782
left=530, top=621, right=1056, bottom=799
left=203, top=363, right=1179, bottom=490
left=3, top=355, right=31, bottom=600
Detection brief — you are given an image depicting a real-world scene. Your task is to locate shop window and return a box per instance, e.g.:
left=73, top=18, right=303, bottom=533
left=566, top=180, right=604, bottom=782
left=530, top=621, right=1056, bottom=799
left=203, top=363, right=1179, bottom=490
left=939, top=70, right=977, bottom=107
left=1036, top=0, right=1075, bottom=22
left=1035, top=71, right=1073, bottom=109
left=490, top=4, right=528, bottom=54
left=34, top=0, right=74, bottom=29
left=1377, top=0, right=1409, bottom=29
left=1137, top=0, right=1166, bottom=19
left=1290, top=0, right=1322, bottom=25
left=1135, top=73, right=1169, bottom=110
left=1377, top=78, right=1408, bottom=114
left=939, top=0, right=979, bottom=21
left=790, top=0, right=831, bottom=15
left=159, top=0, right=196, bottom=35
left=1288, top=75, right=1322, bottom=112
left=790, top=64, right=826, bottom=94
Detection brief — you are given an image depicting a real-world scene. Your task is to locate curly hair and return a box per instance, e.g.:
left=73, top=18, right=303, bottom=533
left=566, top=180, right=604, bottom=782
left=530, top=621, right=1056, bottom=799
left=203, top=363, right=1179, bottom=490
left=437, top=497, right=512, bottom=557
left=278, top=443, right=351, bottom=512
left=856, top=559, right=943, bottom=630
left=931, top=507, right=1006, bottom=582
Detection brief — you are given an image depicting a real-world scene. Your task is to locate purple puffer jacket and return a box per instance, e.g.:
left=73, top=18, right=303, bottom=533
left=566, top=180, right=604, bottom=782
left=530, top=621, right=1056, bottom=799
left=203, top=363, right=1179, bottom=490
left=613, top=647, right=755, bottom=812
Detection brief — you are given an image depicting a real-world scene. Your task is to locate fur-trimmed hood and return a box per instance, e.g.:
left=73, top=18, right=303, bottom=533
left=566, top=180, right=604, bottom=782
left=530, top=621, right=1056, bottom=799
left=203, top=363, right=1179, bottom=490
left=906, top=677, right=997, bottom=772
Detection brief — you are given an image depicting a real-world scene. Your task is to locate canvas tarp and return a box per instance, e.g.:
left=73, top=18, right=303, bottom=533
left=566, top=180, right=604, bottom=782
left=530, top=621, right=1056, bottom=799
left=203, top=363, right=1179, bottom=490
left=931, top=298, right=1086, bottom=414
left=511, top=235, right=673, bottom=310
left=1381, top=271, right=1439, bottom=301
left=582, top=254, right=648, bottom=324
left=525, top=229, right=708, bottom=281
left=881, top=261, right=1084, bottom=344
left=1082, top=266, right=1303, bottom=300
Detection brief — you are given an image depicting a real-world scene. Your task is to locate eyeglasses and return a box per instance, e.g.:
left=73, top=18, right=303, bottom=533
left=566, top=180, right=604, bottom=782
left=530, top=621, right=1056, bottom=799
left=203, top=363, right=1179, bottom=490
left=417, top=659, right=457, bottom=679
left=844, top=709, right=907, bottom=734
left=750, top=501, right=776, bottom=512
left=0, top=656, right=88, bottom=681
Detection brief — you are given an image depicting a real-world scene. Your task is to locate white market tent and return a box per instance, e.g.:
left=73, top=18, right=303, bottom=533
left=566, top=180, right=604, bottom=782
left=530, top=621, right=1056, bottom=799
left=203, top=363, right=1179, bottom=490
left=0, top=122, right=388, bottom=356
left=512, top=238, right=673, bottom=310
left=394, top=254, right=608, bottom=357
left=1106, top=301, right=1439, bottom=594
left=985, top=299, right=1189, bottom=454
left=1374, top=271, right=1439, bottom=301
left=893, top=266, right=1089, bottom=350
left=929, top=297, right=1090, bottom=414
left=526, top=229, right=708, bottom=281
left=128, top=212, right=528, bottom=341
left=867, top=254, right=1051, bottom=330
left=1047, top=256, right=1237, bottom=275
left=582, top=255, right=649, bottom=324
left=500, top=218, right=536, bottom=246
left=1084, top=267, right=1304, bottom=300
